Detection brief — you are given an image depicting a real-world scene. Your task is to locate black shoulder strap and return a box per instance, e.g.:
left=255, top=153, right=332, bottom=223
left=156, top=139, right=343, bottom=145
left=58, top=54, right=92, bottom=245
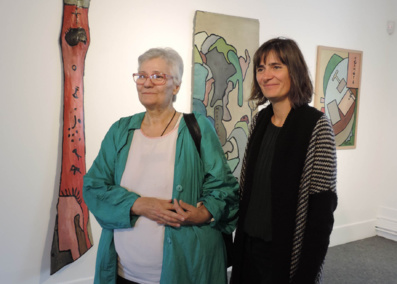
left=183, top=113, right=201, bottom=157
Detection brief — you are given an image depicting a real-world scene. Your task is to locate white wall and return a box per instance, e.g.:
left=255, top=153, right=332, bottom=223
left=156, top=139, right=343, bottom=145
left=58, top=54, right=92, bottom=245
left=376, top=0, right=397, bottom=241
left=0, top=0, right=396, bottom=283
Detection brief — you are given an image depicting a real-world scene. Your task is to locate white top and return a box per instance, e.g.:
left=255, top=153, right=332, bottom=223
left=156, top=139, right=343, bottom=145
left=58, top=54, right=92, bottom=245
left=114, top=116, right=181, bottom=284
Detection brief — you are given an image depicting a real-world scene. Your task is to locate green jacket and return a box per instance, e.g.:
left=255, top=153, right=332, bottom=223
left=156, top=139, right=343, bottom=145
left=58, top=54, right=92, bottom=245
left=83, top=112, right=239, bottom=284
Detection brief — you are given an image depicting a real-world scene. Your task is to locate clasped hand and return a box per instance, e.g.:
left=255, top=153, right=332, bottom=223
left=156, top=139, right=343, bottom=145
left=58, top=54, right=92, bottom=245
left=131, top=197, right=212, bottom=227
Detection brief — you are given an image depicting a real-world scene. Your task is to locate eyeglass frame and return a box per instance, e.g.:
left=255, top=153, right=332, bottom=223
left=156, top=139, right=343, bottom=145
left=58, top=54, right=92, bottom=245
left=132, top=72, right=174, bottom=85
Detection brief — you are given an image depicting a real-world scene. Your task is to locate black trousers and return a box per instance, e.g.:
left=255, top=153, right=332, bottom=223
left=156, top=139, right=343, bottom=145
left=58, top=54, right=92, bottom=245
left=241, top=234, right=273, bottom=284
left=117, top=275, right=140, bottom=284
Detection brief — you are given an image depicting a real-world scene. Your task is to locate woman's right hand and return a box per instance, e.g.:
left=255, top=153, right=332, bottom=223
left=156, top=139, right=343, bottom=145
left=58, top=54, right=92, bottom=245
left=131, top=197, right=185, bottom=227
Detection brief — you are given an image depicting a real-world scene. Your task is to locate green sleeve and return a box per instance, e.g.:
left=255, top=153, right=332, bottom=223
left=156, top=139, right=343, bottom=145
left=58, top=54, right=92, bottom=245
left=83, top=121, right=140, bottom=230
left=196, top=114, right=239, bottom=234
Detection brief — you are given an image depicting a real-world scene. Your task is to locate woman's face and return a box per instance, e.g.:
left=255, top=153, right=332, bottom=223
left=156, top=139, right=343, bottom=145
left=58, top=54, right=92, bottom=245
left=256, top=51, right=291, bottom=104
left=137, top=57, right=180, bottom=110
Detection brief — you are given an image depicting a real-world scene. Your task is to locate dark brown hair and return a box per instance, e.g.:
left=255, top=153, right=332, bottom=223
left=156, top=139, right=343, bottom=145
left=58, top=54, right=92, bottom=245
left=250, top=38, right=312, bottom=108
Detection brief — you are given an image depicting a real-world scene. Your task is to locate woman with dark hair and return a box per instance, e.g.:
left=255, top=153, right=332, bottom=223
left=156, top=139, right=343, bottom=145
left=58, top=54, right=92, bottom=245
left=83, top=47, right=238, bottom=284
left=231, top=38, right=337, bottom=284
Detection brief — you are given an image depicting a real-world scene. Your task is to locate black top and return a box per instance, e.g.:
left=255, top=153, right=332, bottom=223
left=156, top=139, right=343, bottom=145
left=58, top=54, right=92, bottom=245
left=243, top=121, right=281, bottom=241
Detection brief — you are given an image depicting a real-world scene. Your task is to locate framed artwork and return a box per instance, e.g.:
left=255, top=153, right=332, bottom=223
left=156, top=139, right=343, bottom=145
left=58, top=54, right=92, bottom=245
left=314, top=46, right=363, bottom=149
left=192, top=11, right=259, bottom=182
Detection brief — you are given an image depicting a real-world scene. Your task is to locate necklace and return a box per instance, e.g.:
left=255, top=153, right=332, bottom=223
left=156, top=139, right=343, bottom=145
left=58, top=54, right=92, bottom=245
left=160, top=110, right=177, bottom=136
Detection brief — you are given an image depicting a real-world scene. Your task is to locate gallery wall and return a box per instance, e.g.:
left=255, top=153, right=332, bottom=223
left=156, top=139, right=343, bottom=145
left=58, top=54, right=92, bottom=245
left=0, top=0, right=396, bottom=283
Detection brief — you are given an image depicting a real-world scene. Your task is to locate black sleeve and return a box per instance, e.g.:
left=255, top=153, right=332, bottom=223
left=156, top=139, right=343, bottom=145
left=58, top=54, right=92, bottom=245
left=293, top=191, right=337, bottom=283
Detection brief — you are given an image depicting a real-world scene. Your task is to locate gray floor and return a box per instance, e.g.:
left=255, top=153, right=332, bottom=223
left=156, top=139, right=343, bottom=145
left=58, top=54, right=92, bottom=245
left=228, top=236, right=397, bottom=283
left=323, top=236, right=397, bottom=284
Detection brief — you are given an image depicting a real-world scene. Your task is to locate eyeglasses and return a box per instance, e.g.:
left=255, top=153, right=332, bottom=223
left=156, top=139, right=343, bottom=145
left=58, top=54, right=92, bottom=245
left=132, top=73, right=173, bottom=85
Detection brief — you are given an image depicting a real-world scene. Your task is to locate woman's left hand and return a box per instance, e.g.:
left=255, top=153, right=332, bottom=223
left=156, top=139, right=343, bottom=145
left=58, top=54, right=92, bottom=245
left=169, top=199, right=213, bottom=225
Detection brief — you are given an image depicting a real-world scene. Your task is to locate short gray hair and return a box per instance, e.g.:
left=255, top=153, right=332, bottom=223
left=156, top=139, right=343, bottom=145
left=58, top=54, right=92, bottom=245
left=138, top=47, right=184, bottom=86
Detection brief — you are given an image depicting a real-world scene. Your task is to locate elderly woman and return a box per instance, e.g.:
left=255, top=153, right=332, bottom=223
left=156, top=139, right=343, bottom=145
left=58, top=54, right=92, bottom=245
left=83, top=47, right=239, bottom=284
left=231, top=38, right=337, bottom=284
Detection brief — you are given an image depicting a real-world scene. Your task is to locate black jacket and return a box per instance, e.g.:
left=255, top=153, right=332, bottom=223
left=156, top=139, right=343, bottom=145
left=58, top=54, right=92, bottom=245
left=231, top=104, right=337, bottom=284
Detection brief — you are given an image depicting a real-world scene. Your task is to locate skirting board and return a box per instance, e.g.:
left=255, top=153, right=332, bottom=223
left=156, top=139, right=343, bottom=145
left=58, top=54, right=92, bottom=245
left=376, top=207, right=397, bottom=242
left=329, top=219, right=377, bottom=247
left=61, top=278, right=93, bottom=284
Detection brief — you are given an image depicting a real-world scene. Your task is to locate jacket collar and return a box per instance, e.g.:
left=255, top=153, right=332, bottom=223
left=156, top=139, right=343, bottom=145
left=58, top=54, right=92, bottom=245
left=126, top=112, right=146, bottom=131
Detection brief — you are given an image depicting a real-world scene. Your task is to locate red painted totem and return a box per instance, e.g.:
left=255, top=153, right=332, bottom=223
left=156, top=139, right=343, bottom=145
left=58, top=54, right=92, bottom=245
left=51, top=0, right=93, bottom=274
